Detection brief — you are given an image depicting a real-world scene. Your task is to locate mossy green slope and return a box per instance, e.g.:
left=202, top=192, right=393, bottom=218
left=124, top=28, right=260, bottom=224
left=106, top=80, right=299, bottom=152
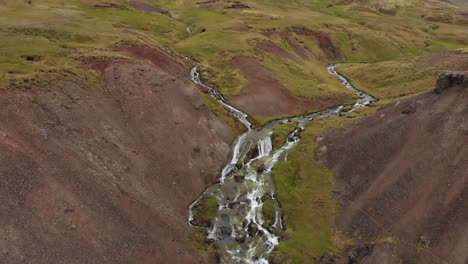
left=271, top=107, right=376, bottom=263
left=2, top=0, right=467, bottom=112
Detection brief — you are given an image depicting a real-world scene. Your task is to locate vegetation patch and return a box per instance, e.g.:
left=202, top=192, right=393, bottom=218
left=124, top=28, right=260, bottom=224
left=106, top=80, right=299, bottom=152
left=271, top=121, right=298, bottom=151
left=337, top=51, right=468, bottom=100
left=188, top=229, right=217, bottom=254
left=271, top=107, right=375, bottom=263
left=262, top=197, right=276, bottom=228
left=191, top=195, right=218, bottom=228
left=1, top=0, right=467, bottom=120
left=201, top=93, right=247, bottom=140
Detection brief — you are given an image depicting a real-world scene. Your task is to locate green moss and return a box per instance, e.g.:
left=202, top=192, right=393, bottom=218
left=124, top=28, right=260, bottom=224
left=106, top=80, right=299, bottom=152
left=188, top=229, right=216, bottom=254
left=192, top=195, right=218, bottom=228
left=337, top=51, right=468, bottom=100
left=271, top=107, right=376, bottom=263
left=271, top=121, right=298, bottom=151
left=262, top=198, right=276, bottom=228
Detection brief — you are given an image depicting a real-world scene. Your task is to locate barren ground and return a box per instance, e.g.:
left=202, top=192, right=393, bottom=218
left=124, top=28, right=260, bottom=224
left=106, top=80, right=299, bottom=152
left=0, top=47, right=230, bottom=263
left=321, top=78, right=468, bottom=264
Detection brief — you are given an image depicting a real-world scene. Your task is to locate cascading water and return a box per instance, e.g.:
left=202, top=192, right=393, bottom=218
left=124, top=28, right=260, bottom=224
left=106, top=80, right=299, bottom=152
left=257, top=136, right=272, bottom=157
left=188, top=63, right=376, bottom=263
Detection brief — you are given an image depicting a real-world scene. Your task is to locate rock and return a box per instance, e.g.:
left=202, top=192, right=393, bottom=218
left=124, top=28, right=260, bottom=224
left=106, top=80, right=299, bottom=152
left=261, top=194, right=272, bottom=202
left=346, top=244, right=374, bottom=263
left=318, top=252, right=336, bottom=264
left=227, top=1, right=250, bottom=9
left=402, top=102, right=417, bottom=114
left=0, top=130, right=7, bottom=138
left=270, top=254, right=286, bottom=264
left=256, top=164, right=266, bottom=173
left=235, top=233, right=246, bottom=243
left=341, top=105, right=354, bottom=113
left=433, top=71, right=466, bottom=94
left=419, top=235, right=431, bottom=247
left=63, top=207, right=75, bottom=214
left=219, top=226, right=231, bottom=237
left=228, top=201, right=240, bottom=209
left=234, top=174, right=245, bottom=182
left=22, top=55, right=42, bottom=62
left=243, top=144, right=259, bottom=164
left=247, top=222, right=259, bottom=237
left=235, top=161, right=243, bottom=170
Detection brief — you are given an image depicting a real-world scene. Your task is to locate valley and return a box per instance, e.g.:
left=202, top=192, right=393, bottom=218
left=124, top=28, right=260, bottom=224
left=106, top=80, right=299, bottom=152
left=0, top=0, right=466, bottom=263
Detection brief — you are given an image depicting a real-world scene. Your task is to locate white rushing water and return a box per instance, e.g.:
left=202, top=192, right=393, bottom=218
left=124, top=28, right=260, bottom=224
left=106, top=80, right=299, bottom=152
left=191, top=65, right=252, bottom=129
left=257, top=136, right=272, bottom=157
left=188, top=64, right=376, bottom=263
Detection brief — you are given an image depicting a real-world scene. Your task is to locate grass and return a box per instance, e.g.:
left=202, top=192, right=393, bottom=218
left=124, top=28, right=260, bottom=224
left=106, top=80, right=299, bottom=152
left=0, top=1, right=466, bottom=112
left=262, top=198, right=276, bottom=228
left=192, top=195, right=218, bottom=228
left=153, top=0, right=468, bottom=120
left=188, top=229, right=217, bottom=254
left=271, top=121, right=298, bottom=151
left=0, top=1, right=186, bottom=90
left=337, top=51, right=468, bottom=100
left=201, top=93, right=247, bottom=140
left=270, top=107, right=376, bottom=263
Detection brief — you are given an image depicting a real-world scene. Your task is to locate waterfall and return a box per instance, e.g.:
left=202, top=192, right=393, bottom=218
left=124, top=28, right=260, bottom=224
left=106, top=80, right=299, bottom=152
left=188, top=64, right=376, bottom=264
left=257, top=136, right=272, bottom=157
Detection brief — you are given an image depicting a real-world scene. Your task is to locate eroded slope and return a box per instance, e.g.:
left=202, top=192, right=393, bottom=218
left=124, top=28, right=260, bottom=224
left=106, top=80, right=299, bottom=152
left=0, top=48, right=231, bottom=263
left=321, top=73, right=468, bottom=263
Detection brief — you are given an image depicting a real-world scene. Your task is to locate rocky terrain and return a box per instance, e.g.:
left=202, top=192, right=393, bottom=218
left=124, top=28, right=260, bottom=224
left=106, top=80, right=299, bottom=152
left=321, top=71, right=468, bottom=264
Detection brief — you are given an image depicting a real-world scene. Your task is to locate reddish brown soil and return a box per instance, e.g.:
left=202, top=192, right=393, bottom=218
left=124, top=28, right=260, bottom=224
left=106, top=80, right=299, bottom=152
left=377, top=7, right=398, bottom=16
left=197, top=0, right=249, bottom=9
left=283, top=35, right=312, bottom=60
left=292, top=27, right=342, bottom=61
left=226, top=1, right=250, bottom=9
left=121, top=45, right=186, bottom=79
left=129, top=0, right=172, bottom=17
left=321, top=79, right=468, bottom=263
left=94, top=3, right=126, bottom=9
left=228, top=56, right=351, bottom=118
left=0, top=52, right=231, bottom=263
left=460, top=12, right=468, bottom=20
left=197, top=0, right=224, bottom=8
left=255, top=39, right=299, bottom=62
left=419, top=50, right=468, bottom=70
left=229, top=56, right=308, bottom=118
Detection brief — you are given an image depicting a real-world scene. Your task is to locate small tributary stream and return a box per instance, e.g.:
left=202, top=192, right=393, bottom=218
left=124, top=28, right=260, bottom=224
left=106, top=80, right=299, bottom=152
left=188, top=64, right=376, bottom=263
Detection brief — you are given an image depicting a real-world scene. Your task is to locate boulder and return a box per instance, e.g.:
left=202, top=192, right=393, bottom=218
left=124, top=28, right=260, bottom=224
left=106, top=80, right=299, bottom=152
left=235, top=232, right=246, bottom=243
left=256, top=163, right=266, bottom=173
left=234, top=174, right=245, bottom=182
left=402, top=102, right=417, bottom=114
left=318, top=252, right=336, bottom=264
left=247, top=222, right=259, bottom=237
left=434, top=71, right=466, bottom=94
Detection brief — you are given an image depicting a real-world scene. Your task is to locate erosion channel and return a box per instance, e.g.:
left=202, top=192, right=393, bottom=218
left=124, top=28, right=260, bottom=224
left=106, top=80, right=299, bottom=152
left=188, top=64, right=376, bottom=263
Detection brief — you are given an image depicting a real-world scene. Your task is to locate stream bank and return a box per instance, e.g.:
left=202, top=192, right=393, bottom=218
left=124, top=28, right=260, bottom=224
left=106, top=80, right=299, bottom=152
left=189, top=64, right=376, bottom=263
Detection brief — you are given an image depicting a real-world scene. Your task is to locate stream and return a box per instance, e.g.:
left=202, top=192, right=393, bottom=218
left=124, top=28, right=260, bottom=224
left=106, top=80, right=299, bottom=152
left=188, top=64, right=376, bottom=263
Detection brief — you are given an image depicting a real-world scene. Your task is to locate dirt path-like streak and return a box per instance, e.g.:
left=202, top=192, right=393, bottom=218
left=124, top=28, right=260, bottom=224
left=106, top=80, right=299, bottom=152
left=188, top=64, right=376, bottom=263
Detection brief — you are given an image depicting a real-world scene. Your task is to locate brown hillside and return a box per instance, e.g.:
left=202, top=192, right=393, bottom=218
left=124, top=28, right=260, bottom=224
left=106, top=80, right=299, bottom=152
left=321, top=72, right=468, bottom=264
left=0, top=47, right=230, bottom=263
